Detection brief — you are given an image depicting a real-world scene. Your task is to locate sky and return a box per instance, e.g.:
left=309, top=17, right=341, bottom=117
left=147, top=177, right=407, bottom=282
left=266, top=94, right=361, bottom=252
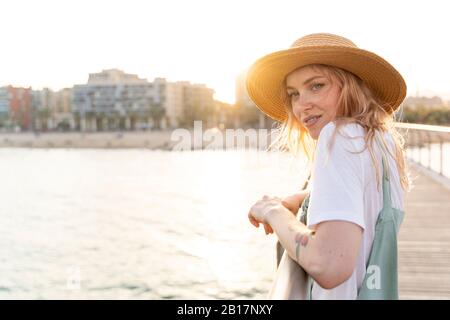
left=1, top=0, right=450, bottom=104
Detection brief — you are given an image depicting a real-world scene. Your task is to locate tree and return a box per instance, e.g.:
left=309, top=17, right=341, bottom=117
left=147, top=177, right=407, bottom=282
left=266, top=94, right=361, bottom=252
left=149, top=104, right=166, bottom=129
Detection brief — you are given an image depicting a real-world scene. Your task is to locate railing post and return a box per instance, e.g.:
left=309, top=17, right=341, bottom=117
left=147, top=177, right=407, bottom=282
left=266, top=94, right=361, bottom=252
left=403, top=130, right=411, bottom=157
left=427, top=131, right=432, bottom=170
left=414, top=131, right=419, bottom=162
left=440, top=136, right=444, bottom=176
left=417, top=130, right=421, bottom=164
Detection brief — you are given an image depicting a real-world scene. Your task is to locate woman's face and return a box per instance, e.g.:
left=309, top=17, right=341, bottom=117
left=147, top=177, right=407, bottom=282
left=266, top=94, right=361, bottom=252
left=285, top=66, right=341, bottom=140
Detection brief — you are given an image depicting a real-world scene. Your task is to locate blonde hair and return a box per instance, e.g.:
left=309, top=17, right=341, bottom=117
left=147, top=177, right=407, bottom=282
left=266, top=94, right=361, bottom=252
left=271, top=64, right=411, bottom=193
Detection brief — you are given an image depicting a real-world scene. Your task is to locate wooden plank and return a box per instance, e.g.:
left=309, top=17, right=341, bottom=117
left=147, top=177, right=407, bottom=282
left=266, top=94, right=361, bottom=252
left=398, top=163, right=450, bottom=299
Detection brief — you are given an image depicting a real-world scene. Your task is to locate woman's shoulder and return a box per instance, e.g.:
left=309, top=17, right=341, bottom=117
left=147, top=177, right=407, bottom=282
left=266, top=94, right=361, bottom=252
left=318, top=120, right=365, bottom=143
left=314, top=121, right=368, bottom=166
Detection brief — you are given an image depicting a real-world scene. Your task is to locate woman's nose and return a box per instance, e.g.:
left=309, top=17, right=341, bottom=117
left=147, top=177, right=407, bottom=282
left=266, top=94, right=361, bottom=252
left=293, top=95, right=313, bottom=113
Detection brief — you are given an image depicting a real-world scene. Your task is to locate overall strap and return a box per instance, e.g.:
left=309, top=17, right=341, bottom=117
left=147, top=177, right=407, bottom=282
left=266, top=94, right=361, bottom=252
left=381, top=157, right=392, bottom=210
left=375, top=133, right=392, bottom=210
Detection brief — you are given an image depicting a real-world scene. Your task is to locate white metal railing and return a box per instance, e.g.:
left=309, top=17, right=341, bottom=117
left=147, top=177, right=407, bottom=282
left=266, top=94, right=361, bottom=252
left=395, top=122, right=450, bottom=177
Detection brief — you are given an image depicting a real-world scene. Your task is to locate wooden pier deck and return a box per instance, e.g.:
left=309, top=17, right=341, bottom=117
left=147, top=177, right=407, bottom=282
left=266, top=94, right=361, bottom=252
left=398, top=162, right=450, bottom=299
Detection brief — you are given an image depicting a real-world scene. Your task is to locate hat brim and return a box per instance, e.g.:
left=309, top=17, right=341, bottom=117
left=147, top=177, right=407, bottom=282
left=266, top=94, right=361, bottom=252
left=246, top=46, right=407, bottom=122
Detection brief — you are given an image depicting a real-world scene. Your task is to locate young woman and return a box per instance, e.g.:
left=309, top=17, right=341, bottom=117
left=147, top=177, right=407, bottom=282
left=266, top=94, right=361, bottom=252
left=246, top=33, right=411, bottom=299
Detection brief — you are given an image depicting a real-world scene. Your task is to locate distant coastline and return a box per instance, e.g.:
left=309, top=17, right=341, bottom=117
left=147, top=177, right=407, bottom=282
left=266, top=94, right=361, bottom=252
left=0, top=131, right=177, bottom=150
left=0, top=129, right=274, bottom=150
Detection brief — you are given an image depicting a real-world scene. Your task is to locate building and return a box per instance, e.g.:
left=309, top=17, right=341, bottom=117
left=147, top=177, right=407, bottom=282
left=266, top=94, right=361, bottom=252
left=164, top=80, right=185, bottom=128
left=72, top=69, right=158, bottom=131
left=235, top=71, right=275, bottom=129
left=0, top=87, right=9, bottom=115
left=87, top=69, right=148, bottom=85
left=32, top=88, right=53, bottom=130
left=32, top=88, right=74, bottom=131
left=183, top=83, right=215, bottom=127
left=72, top=69, right=216, bottom=130
left=0, top=87, right=10, bottom=129
left=0, top=69, right=218, bottom=132
left=161, top=80, right=215, bottom=128
left=0, top=86, right=32, bottom=130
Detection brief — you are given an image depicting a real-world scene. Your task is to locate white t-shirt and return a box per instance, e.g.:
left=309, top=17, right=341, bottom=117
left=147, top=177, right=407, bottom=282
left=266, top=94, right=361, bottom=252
left=306, top=121, right=404, bottom=300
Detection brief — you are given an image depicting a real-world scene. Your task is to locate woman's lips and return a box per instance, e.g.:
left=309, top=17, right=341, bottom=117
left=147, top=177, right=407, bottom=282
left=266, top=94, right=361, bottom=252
left=305, top=115, right=321, bottom=128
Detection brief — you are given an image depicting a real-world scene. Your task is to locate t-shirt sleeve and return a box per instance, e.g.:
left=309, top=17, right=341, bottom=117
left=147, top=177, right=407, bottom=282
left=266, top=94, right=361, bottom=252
left=307, top=122, right=366, bottom=230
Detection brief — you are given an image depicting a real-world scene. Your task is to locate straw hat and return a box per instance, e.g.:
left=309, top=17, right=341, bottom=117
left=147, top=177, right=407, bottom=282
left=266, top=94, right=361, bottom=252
left=245, top=33, right=407, bottom=122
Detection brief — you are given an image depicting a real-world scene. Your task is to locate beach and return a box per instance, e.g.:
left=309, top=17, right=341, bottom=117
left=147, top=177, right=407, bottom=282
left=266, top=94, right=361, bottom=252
left=0, top=128, right=277, bottom=151
left=0, top=131, right=177, bottom=150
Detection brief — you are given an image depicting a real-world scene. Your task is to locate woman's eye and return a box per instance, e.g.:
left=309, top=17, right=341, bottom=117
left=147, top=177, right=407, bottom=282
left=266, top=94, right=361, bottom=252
left=311, top=83, right=324, bottom=91
left=288, top=92, right=299, bottom=98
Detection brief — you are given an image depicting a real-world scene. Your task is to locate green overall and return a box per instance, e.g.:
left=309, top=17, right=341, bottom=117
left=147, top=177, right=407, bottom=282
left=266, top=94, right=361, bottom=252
left=299, top=155, right=405, bottom=299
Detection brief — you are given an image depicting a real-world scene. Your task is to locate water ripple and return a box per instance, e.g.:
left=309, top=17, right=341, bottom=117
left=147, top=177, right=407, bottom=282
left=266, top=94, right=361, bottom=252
left=0, top=149, right=305, bottom=299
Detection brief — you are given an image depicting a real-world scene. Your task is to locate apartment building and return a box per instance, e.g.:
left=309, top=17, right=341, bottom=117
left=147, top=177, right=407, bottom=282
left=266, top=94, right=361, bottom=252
left=0, top=86, right=32, bottom=130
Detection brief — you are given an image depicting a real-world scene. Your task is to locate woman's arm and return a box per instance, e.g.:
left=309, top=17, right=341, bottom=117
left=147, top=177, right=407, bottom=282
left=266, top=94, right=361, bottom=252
left=281, top=189, right=311, bottom=216
left=266, top=206, right=363, bottom=290
left=261, top=190, right=311, bottom=235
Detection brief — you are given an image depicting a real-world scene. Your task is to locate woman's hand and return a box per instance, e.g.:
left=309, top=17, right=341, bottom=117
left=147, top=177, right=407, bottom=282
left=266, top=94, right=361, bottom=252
left=248, top=195, right=285, bottom=234
left=248, top=191, right=309, bottom=235
left=281, top=192, right=307, bottom=216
